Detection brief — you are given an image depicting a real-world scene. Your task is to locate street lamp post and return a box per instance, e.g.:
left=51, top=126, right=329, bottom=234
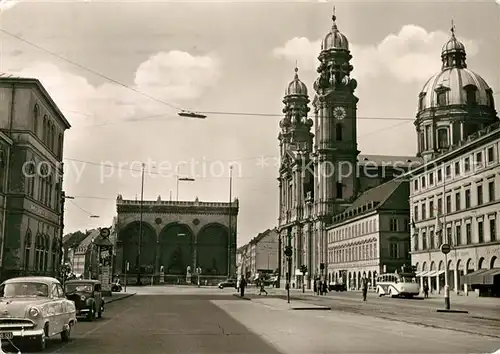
left=136, top=163, right=145, bottom=286
left=228, top=165, right=233, bottom=277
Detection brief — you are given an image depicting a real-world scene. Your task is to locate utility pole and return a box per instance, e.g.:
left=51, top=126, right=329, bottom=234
left=136, top=163, right=145, bottom=286
left=277, top=234, right=282, bottom=288
left=227, top=165, right=233, bottom=277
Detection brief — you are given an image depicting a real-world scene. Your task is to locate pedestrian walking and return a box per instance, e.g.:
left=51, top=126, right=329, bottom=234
left=313, top=278, right=318, bottom=295
left=240, top=277, right=247, bottom=297
left=423, top=282, right=429, bottom=298
left=258, top=279, right=268, bottom=295
left=361, top=275, right=369, bottom=301
left=322, top=280, right=328, bottom=295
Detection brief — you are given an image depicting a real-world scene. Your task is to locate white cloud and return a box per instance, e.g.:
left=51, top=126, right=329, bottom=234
left=273, top=25, right=479, bottom=83
left=15, top=51, right=221, bottom=128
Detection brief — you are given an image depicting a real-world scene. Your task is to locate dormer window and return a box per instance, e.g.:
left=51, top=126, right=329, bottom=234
left=418, top=92, right=426, bottom=111
left=437, top=91, right=447, bottom=106
left=464, top=85, right=477, bottom=105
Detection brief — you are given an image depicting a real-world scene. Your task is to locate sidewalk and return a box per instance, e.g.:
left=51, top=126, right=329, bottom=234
left=103, top=292, right=136, bottom=304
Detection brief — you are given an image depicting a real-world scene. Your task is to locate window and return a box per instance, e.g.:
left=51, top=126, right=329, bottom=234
left=446, top=227, right=452, bottom=245
left=419, top=93, right=426, bottom=111
left=438, top=229, right=443, bottom=247
left=336, top=182, right=343, bottom=199
left=429, top=200, right=434, bottom=218
left=455, top=225, right=461, bottom=245
left=425, top=125, right=432, bottom=150
left=404, top=219, right=409, bottom=232
left=446, top=195, right=451, bottom=213
left=466, top=223, right=472, bottom=244
left=430, top=230, right=435, bottom=249
left=487, top=147, right=495, bottom=163
left=478, top=221, right=484, bottom=243
left=33, top=104, right=39, bottom=135
left=24, top=231, right=32, bottom=270
left=389, top=242, right=399, bottom=259
left=465, top=86, right=477, bottom=105
left=488, top=181, right=495, bottom=202
left=475, top=152, right=483, bottom=168
left=429, top=172, right=434, bottom=185
left=464, top=157, right=470, bottom=172
left=437, top=91, right=447, bottom=106
left=413, top=234, right=419, bottom=251
left=477, top=185, right=483, bottom=205
left=335, top=124, right=343, bottom=141
left=422, top=231, right=427, bottom=250
left=455, top=192, right=461, bottom=211
left=490, top=218, right=497, bottom=242
left=414, top=205, right=419, bottom=221
left=414, top=180, right=418, bottom=191
left=421, top=176, right=426, bottom=188
left=421, top=203, right=426, bottom=220
left=58, top=133, right=64, bottom=159
left=445, top=165, right=451, bottom=178
left=454, top=162, right=460, bottom=176
left=438, top=129, right=449, bottom=149
left=437, top=198, right=442, bottom=215
left=390, top=219, right=398, bottom=232
left=465, top=189, right=471, bottom=208
left=437, top=169, right=442, bottom=182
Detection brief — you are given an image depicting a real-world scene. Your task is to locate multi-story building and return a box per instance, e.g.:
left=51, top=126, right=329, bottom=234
left=238, top=229, right=279, bottom=281
left=409, top=27, right=500, bottom=295
left=0, top=75, right=71, bottom=280
left=276, top=11, right=419, bottom=287
left=327, top=179, right=411, bottom=289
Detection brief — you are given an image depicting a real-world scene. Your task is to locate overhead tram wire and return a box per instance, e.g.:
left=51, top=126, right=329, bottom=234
left=67, top=199, right=96, bottom=216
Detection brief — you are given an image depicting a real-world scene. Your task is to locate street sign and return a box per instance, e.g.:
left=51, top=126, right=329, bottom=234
left=100, top=227, right=110, bottom=238
left=440, top=243, right=451, bottom=255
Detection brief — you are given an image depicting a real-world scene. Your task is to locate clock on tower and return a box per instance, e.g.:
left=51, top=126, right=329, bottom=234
left=333, top=106, right=346, bottom=120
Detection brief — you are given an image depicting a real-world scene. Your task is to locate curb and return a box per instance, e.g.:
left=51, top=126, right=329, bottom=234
left=436, top=309, right=469, bottom=314
left=105, top=292, right=136, bottom=304
left=232, top=293, right=251, bottom=301
left=291, top=306, right=331, bottom=311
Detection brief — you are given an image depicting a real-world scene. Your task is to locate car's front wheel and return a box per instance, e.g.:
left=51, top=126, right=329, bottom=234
left=87, top=306, right=96, bottom=321
left=32, top=333, right=46, bottom=351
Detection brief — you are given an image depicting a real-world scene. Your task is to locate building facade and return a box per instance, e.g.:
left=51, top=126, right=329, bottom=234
left=276, top=11, right=419, bottom=287
left=409, top=27, right=500, bottom=295
left=327, top=180, right=411, bottom=289
left=115, top=195, right=239, bottom=282
left=0, top=76, right=71, bottom=281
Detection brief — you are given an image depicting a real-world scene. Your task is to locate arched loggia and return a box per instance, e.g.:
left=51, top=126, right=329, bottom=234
left=118, top=221, right=156, bottom=273
left=159, top=223, right=194, bottom=275
left=196, top=223, right=229, bottom=276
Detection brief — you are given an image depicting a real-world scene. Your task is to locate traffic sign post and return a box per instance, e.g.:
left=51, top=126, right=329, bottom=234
left=441, top=243, right=451, bottom=310
left=100, top=228, right=110, bottom=238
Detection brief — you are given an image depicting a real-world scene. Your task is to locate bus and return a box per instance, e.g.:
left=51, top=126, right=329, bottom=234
left=376, top=272, right=419, bottom=298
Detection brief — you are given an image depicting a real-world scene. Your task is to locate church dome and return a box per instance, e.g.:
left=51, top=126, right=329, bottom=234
left=285, top=67, right=308, bottom=96
left=321, top=12, right=349, bottom=51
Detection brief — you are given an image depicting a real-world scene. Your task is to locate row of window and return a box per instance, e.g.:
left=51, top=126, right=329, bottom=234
left=329, top=219, right=378, bottom=243
left=24, top=231, right=59, bottom=272
left=413, top=216, right=497, bottom=251
left=25, top=164, right=61, bottom=211
left=413, top=179, right=496, bottom=221
left=33, top=104, right=64, bottom=159
left=328, top=242, right=378, bottom=264
left=414, top=145, right=497, bottom=193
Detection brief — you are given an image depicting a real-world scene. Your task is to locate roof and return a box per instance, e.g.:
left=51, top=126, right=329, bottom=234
left=344, top=179, right=408, bottom=213
left=0, top=74, right=71, bottom=129
left=357, top=154, right=423, bottom=168
left=3, top=276, right=60, bottom=284
left=74, top=229, right=100, bottom=254
left=250, top=228, right=278, bottom=245
left=63, top=231, right=88, bottom=248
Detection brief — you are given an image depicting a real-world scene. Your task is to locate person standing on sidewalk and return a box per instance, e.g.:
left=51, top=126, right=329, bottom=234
left=423, top=281, right=429, bottom=298
left=240, top=277, right=247, bottom=297
left=361, top=275, right=369, bottom=301
left=258, top=279, right=268, bottom=295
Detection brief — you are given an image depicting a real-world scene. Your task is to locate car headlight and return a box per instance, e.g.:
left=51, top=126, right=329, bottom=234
left=80, top=295, right=86, bottom=301
left=29, top=307, right=40, bottom=318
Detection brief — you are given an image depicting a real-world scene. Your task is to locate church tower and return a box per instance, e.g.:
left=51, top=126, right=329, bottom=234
left=311, top=9, right=359, bottom=275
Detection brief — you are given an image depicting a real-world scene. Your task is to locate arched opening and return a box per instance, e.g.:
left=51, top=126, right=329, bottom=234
left=456, top=259, right=463, bottom=290
left=447, top=259, right=454, bottom=289
left=159, top=223, right=194, bottom=275
left=491, top=256, right=498, bottom=269
left=118, top=221, right=156, bottom=274
left=478, top=257, right=486, bottom=269
left=196, top=223, right=229, bottom=276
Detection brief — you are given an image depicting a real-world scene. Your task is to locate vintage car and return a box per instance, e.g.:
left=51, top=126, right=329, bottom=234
left=0, top=276, right=77, bottom=351
left=64, top=279, right=104, bottom=320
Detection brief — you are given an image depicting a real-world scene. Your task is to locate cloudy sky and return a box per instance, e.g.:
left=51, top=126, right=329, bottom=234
left=0, top=0, right=499, bottom=245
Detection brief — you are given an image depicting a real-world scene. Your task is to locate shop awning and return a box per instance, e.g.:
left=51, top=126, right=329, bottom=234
left=460, top=269, right=489, bottom=284
left=480, top=268, right=500, bottom=285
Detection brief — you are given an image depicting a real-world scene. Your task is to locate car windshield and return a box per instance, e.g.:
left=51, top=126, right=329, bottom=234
left=65, top=284, right=93, bottom=293
left=0, top=282, right=49, bottom=298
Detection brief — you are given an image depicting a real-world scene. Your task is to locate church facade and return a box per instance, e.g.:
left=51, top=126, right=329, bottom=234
left=277, top=12, right=421, bottom=287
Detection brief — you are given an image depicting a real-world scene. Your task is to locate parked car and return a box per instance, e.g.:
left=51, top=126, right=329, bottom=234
left=328, top=282, right=347, bottom=292
left=218, top=279, right=237, bottom=289
left=65, top=279, right=104, bottom=320
left=0, top=276, right=77, bottom=351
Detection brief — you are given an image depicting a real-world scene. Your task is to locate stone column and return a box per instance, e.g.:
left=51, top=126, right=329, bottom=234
left=436, top=274, right=440, bottom=294
left=453, top=268, right=458, bottom=294
left=463, top=268, right=468, bottom=295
